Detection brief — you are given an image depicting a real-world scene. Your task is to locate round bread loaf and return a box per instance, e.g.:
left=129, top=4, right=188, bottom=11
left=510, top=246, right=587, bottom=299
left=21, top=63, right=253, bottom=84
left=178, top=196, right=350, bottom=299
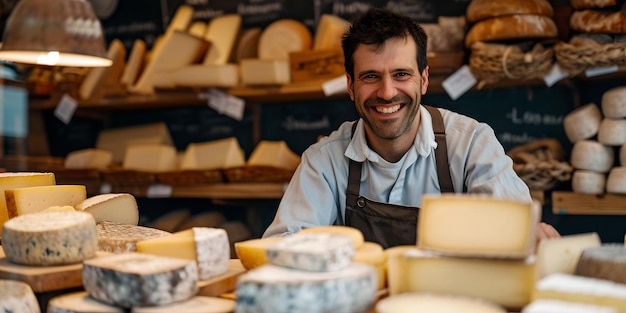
left=602, top=86, right=626, bottom=118
left=571, top=0, right=617, bottom=9
left=466, top=0, right=554, bottom=23
left=563, top=103, right=602, bottom=143
left=570, top=9, right=626, bottom=33
left=465, top=15, right=558, bottom=48
left=575, top=244, right=626, bottom=284
left=598, top=118, right=626, bottom=146
left=607, top=167, right=626, bottom=194
left=572, top=170, right=606, bottom=195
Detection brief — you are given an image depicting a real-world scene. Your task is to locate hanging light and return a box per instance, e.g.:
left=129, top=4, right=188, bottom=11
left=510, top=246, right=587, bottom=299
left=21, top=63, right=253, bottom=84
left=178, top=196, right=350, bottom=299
left=0, top=0, right=112, bottom=67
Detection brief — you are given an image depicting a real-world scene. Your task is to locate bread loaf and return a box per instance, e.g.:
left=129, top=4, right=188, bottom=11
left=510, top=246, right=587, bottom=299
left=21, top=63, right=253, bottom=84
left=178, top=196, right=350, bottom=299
left=571, top=0, right=617, bottom=9
left=466, top=0, right=554, bottom=23
left=570, top=9, right=626, bottom=33
left=465, top=15, right=558, bottom=48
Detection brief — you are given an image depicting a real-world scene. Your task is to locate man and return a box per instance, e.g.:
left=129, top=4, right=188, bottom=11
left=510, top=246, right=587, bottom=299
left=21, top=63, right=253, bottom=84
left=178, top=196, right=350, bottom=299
left=263, top=7, right=559, bottom=248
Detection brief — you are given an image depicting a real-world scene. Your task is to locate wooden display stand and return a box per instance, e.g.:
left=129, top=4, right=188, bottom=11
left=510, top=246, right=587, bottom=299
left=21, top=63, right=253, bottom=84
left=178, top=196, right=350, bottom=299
left=552, top=191, right=626, bottom=215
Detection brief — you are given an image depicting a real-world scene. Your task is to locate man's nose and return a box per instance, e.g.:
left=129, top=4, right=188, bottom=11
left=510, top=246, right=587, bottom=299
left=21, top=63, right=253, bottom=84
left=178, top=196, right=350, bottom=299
left=377, top=75, right=396, bottom=100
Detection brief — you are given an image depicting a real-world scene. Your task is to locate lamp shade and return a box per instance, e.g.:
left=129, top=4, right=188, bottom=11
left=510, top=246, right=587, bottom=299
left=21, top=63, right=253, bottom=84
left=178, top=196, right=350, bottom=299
left=0, top=0, right=112, bottom=67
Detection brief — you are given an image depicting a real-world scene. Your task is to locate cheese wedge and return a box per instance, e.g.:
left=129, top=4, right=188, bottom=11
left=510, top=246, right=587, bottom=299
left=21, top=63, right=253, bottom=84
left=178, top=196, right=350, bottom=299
left=536, top=232, right=601, bottom=279
left=96, top=221, right=171, bottom=253
left=79, top=39, right=127, bottom=100
left=314, top=14, right=350, bottom=51
left=202, top=14, right=242, bottom=65
left=180, top=137, right=246, bottom=170
left=76, top=193, right=139, bottom=225
left=5, top=185, right=87, bottom=218
left=64, top=148, right=113, bottom=169
left=240, top=58, right=290, bottom=85
left=232, top=28, right=261, bottom=63
left=247, top=140, right=300, bottom=171
left=258, top=19, right=312, bottom=61
left=187, top=21, right=207, bottom=38
left=96, top=122, right=173, bottom=163
left=120, top=39, right=146, bottom=87
left=0, top=172, right=56, bottom=235
left=123, top=144, right=178, bottom=173
left=234, top=237, right=285, bottom=270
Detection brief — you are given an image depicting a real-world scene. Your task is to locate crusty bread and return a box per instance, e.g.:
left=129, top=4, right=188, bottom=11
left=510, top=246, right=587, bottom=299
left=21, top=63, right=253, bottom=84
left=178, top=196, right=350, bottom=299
left=465, top=15, right=558, bottom=48
left=571, top=0, right=617, bottom=9
left=570, top=9, right=626, bottom=33
left=466, top=0, right=554, bottom=23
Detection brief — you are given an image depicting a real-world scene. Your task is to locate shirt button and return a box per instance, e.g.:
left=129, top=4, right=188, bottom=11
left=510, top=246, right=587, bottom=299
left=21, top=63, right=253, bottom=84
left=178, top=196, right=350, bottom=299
left=357, top=198, right=366, bottom=208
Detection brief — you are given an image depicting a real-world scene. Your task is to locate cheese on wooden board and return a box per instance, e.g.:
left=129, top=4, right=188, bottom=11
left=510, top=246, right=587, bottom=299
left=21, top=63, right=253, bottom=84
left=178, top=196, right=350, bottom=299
left=180, top=137, right=246, bottom=171
left=465, top=15, right=558, bottom=48
left=120, top=39, right=146, bottom=87
left=533, top=273, right=626, bottom=312
left=602, top=87, right=626, bottom=118
left=79, top=39, right=127, bottom=100
left=240, top=59, right=291, bottom=85
left=172, top=64, right=239, bottom=88
left=136, top=227, right=230, bottom=281
left=575, top=244, right=626, bottom=284
left=536, top=232, right=601, bottom=279
left=389, top=248, right=536, bottom=309
left=202, top=14, right=241, bottom=65
left=417, top=194, right=540, bottom=259
left=0, top=279, right=40, bottom=313
left=376, top=292, right=507, bottom=313
left=258, top=19, right=312, bottom=61
left=607, top=167, right=626, bottom=194
left=131, top=296, right=235, bottom=313
left=298, top=225, right=365, bottom=249
left=570, top=140, right=615, bottom=173
left=465, top=0, right=554, bottom=23
left=82, top=252, right=199, bottom=308
left=572, top=170, right=606, bottom=195
left=76, top=193, right=139, bottom=225
left=564, top=103, right=603, bottom=143
left=232, top=28, right=261, bottom=63
left=96, top=122, right=173, bottom=163
left=96, top=221, right=171, bottom=253
left=47, top=291, right=124, bottom=313
left=2, top=211, right=97, bottom=265
left=235, top=263, right=377, bottom=313
left=188, top=21, right=207, bottom=38
left=64, top=148, right=113, bottom=169
left=265, top=233, right=354, bottom=272
left=234, top=237, right=285, bottom=270
left=123, top=144, right=178, bottom=173
left=0, top=172, right=56, bottom=235
left=313, top=14, right=350, bottom=51
left=5, top=185, right=87, bottom=218
left=522, top=299, right=618, bottom=313
left=598, top=118, right=626, bottom=146
left=247, top=140, right=300, bottom=171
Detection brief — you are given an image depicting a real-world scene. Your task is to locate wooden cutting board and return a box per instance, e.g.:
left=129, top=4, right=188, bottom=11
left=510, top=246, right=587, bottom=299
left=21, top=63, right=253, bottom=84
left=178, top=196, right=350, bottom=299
left=197, top=259, right=246, bottom=297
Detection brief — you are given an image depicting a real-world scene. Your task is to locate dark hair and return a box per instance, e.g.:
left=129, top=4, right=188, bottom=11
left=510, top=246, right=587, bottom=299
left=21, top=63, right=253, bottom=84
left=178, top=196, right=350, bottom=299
left=341, top=7, right=428, bottom=79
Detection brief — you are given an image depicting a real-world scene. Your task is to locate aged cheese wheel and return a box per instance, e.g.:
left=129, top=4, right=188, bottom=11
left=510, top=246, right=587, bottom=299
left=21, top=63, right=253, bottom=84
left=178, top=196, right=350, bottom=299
left=466, top=0, right=554, bottom=23
left=258, top=19, right=312, bottom=61
left=563, top=103, right=602, bottom=143
left=575, top=244, right=626, bottom=284
left=570, top=140, right=614, bottom=172
left=96, top=221, right=171, bottom=253
left=465, top=15, right=558, bottom=48
left=598, top=118, right=626, bottom=146
left=571, top=0, right=617, bottom=9
left=602, top=86, right=626, bottom=118
left=571, top=170, right=606, bottom=195
left=606, top=167, right=626, bottom=194
left=233, top=28, right=261, bottom=63
left=0, top=279, right=40, bottom=313
left=47, top=291, right=124, bottom=313
left=377, top=292, right=506, bottom=313
left=570, top=9, right=626, bottom=33
left=265, top=233, right=355, bottom=272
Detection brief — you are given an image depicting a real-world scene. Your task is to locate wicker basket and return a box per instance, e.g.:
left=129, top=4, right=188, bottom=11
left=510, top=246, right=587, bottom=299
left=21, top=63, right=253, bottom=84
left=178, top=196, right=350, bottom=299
left=102, top=167, right=157, bottom=186
left=554, top=41, right=626, bottom=76
left=54, top=169, right=102, bottom=194
left=469, top=41, right=554, bottom=87
left=157, top=170, right=224, bottom=186
left=223, top=166, right=294, bottom=183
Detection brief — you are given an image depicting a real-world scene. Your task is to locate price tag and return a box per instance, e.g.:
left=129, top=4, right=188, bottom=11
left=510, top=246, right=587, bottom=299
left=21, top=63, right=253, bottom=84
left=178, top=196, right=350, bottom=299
left=441, top=65, right=477, bottom=101
left=207, top=88, right=245, bottom=121
left=322, top=75, right=348, bottom=96
left=147, top=184, right=173, bottom=198
left=54, top=94, right=78, bottom=124
left=543, top=63, right=569, bottom=87
left=585, top=65, right=619, bottom=78
left=100, top=183, right=112, bottom=194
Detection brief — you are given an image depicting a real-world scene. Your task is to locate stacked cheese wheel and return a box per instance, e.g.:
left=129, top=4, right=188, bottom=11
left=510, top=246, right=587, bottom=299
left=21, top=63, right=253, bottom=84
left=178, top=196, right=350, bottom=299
left=564, top=86, right=626, bottom=195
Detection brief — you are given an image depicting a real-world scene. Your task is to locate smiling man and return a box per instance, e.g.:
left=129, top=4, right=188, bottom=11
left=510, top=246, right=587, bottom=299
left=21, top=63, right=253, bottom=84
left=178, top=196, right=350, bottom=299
left=263, top=7, right=559, bottom=248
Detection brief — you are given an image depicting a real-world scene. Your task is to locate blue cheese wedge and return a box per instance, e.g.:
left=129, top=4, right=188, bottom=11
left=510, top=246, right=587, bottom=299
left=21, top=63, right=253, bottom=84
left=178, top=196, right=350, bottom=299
left=0, top=279, right=40, bottom=313
left=265, top=233, right=354, bottom=271
left=47, top=291, right=124, bottom=313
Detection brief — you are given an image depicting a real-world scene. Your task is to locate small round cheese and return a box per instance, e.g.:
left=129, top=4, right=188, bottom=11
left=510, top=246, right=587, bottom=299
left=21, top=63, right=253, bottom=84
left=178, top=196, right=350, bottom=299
left=570, top=140, right=614, bottom=173
left=0, top=279, right=40, bottom=313
left=563, top=103, right=602, bottom=143
left=598, top=118, right=626, bottom=146
left=575, top=244, right=626, bottom=284
left=376, top=292, right=506, bottom=313
left=572, top=170, right=606, bottom=195
left=606, top=167, right=626, bottom=194
left=602, top=87, right=626, bottom=118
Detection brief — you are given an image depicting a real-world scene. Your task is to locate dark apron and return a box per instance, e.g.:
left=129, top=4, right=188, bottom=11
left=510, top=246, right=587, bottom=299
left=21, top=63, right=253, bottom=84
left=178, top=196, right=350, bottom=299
left=344, top=105, right=454, bottom=248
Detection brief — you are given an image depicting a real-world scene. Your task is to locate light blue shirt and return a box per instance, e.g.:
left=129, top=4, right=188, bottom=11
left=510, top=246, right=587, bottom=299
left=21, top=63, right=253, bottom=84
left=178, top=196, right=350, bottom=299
left=263, top=105, right=532, bottom=238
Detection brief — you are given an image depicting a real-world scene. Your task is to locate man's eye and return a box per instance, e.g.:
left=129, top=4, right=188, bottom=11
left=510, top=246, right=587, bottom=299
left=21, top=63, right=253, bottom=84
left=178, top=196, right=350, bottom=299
left=360, top=74, right=379, bottom=82
left=394, top=73, right=412, bottom=80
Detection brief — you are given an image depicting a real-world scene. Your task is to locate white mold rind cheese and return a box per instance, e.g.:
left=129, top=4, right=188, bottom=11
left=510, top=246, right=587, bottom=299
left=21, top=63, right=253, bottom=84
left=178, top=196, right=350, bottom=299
left=597, top=118, right=626, bottom=146
left=563, top=103, right=602, bottom=143
left=236, top=263, right=377, bottom=313
left=47, top=291, right=124, bottom=313
left=0, top=279, right=40, bottom=313
left=82, top=252, right=198, bottom=308
left=2, top=211, right=97, bottom=266
left=265, top=233, right=354, bottom=272
left=96, top=221, right=171, bottom=254
left=570, top=140, right=614, bottom=173
left=602, top=86, right=626, bottom=118
left=572, top=170, right=606, bottom=195
left=606, top=167, right=626, bottom=194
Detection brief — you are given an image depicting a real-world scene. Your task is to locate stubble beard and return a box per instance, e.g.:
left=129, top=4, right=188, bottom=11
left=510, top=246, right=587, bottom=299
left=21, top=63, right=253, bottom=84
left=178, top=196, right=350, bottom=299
left=357, top=92, right=421, bottom=140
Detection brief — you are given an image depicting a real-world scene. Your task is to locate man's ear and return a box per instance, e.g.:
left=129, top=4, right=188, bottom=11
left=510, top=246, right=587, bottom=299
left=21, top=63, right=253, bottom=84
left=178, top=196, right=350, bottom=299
left=346, top=74, right=354, bottom=101
left=421, top=66, right=429, bottom=95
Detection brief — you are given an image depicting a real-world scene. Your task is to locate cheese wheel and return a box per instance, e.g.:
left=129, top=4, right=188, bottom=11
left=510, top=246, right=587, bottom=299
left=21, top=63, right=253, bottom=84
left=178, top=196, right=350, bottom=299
left=571, top=0, right=617, bottom=9
left=131, top=296, right=235, bottom=313
left=48, top=291, right=124, bottom=313
left=232, top=28, right=261, bottom=63
left=570, top=140, right=614, bottom=172
left=96, top=221, right=171, bottom=253
left=2, top=211, right=97, bottom=265
left=235, top=237, right=284, bottom=270
left=602, top=86, right=626, bottom=118
left=258, top=19, right=312, bottom=61
left=465, top=15, right=558, bottom=48
left=77, top=193, right=139, bottom=226
left=522, top=300, right=618, bottom=313
left=570, top=9, right=626, bottom=34
left=384, top=245, right=416, bottom=294
left=536, top=232, right=601, bottom=279
left=265, top=233, right=355, bottom=272
left=575, top=244, right=626, bottom=284
left=354, top=241, right=386, bottom=290
left=0, top=279, right=40, bottom=313
left=563, top=103, right=602, bottom=143
left=607, top=167, right=626, bottom=194
left=598, top=118, right=626, bottom=146
left=571, top=170, right=606, bottom=195
left=466, top=0, right=554, bottom=23
left=298, top=225, right=365, bottom=249
left=377, top=292, right=506, bottom=313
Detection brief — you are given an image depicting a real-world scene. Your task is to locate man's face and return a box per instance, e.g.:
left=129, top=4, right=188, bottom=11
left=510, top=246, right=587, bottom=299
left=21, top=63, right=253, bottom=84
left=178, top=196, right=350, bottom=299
left=347, top=36, right=429, bottom=141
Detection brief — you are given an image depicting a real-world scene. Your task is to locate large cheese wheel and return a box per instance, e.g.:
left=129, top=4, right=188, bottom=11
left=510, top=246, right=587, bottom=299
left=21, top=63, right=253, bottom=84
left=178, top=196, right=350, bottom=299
left=563, top=103, right=602, bottom=143
left=265, top=233, right=355, bottom=272
left=606, top=167, right=626, bottom=194
left=570, top=140, right=614, bottom=172
left=466, top=0, right=554, bottom=23
left=571, top=0, right=617, bottom=9
left=575, top=244, right=626, bottom=284
left=602, top=86, right=626, bottom=118
left=258, top=19, right=312, bottom=61
left=598, top=118, right=626, bottom=146
left=465, top=15, right=558, bottom=48
left=570, top=9, right=626, bottom=34
left=233, top=28, right=262, bottom=63
left=377, top=292, right=506, bottom=313
left=0, top=279, right=40, bottom=313
left=571, top=170, right=606, bottom=195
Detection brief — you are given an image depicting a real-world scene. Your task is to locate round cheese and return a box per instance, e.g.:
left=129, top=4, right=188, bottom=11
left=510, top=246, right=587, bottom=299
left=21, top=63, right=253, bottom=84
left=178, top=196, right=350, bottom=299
left=563, top=103, right=602, bottom=143
left=132, top=296, right=235, bottom=313
left=570, top=9, right=626, bottom=34
left=0, top=279, right=40, bottom=313
left=2, top=211, right=97, bottom=266
left=602, top=87, right=626, bottom=118
left=572, top=170, right=606, bottom=195
left=598, top=118, right=626, bottom=146
left=265, top=233, right=355, bottom=272
left=76, top=193, right=139, bottom=225
left=570, top=140, right=614, bottom=173
left=354, top=241, right=386, bottom=290
left=48, top=291, right=124, bottom=313
left=466, top=0, right=554, bottom=23
left=376, top=292, right=506, bottom=313
left=258, top=19, right=312, bottom=61
left=575, top=244, right=626, bottom=284
left=234, top=237, right=284, bottom=270
left=233, top=27, right=262, bottom=63
left=606, top=167, right=626, bottom=194
left=465, top=15, right=558, bottom=48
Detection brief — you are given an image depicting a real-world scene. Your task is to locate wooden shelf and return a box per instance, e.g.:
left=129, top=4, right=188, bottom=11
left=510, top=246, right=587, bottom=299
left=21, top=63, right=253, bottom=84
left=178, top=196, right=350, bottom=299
left=552, top=191, right=626, bottom=215
left=108, top=182, right=286, bottom=200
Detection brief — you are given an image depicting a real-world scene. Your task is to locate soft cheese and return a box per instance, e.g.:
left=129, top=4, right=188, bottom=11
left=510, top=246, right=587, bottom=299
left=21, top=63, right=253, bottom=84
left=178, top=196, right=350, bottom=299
left=0, top=279, right=41, bottom=313
left=180, top=137, right=245, bottom=171
left=76, top=193, right=139, bottom=225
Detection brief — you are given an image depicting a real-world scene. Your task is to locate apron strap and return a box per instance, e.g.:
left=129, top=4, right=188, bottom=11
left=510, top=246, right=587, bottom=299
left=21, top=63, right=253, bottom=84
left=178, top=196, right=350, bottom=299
left=346, top=122, right=361, bottom=208
left=424, top=105, right=454, bottom=193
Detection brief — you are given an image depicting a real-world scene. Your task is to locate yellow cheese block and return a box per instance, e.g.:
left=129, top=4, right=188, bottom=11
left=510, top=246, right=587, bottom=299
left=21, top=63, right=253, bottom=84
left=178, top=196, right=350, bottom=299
left=0, top=172, right=56, bottom=234
left=180, top=137, right=246, bottom=171
left=41, top=205, right=76, bottom=213
left=247, top=140, right=300, bottom=171
left=96, top=122, right=173, bottom=163
left=202, top=14, right=242, bottom=65
left=384, top=245, right=418, bottom=294
left=64, top=148, right=113, bottom=169
left=258, top=19, right=312, bottom=61
left=536, top=232, right=601, bottom=279
left=298, top=225, right=365, bottom=249
left=76, top=193, right=139, bottom=226
left=120, top=39, right=146, bottom=87
left=418, top=194, right=540, bottom=259
left=123, top=144, right=178, bottom=173
left=5, top=185, right=87, bottom=218
left=234, top=237, right=284, bottom=270
left=79, top=39, right=127, bottom=100
left=314, top=14, right=350, bottom=51
left=173, top=64, right=240, bottom=88
left=240, top=59, right=291, bottom=85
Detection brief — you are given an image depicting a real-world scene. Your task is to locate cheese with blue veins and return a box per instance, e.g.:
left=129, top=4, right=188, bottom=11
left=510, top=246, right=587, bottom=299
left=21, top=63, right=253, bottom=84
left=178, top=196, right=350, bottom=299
left=0, top=279, right=40, bottom=313
left=265, top=233, right=354, bottom=271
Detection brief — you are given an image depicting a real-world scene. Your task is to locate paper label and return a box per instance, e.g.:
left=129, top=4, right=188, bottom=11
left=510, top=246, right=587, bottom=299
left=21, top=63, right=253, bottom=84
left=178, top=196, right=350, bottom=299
left=147, top=184, right=173, bottom=198
left=54, top=94, right=78, bottom=124
left=544, top=63, right=569, bottom=87
left=207, top=88, right=245, bottom=121
left=442, top=65, right=477, bottom=100
left=585, top=65, right=619, bottom=78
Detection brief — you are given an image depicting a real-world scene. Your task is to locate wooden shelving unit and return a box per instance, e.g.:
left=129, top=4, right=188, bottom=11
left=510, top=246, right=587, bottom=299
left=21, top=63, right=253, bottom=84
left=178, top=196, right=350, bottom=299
left=552, top=191, right=626, bottom=215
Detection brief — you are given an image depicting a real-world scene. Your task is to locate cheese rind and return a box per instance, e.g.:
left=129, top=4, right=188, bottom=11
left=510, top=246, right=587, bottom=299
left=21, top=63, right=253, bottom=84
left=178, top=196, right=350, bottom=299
left=96, top=221, right=171, bottom=253
left=0, top=279, right=41, bottom=313
left=598, top=118, right=626, bottom=146
left=377, top=292, right=507, bottom=313
left=298, top=225, right=365, bottom=249
left=563, top=103, right=602, bottom=143
left=0, top=172, right=56, bottom=235
left=82, top=252, right=199, bottom=308
left=131, top=296, right=235, bottom=313
left=572, top=170, right=606, bottom=195
left=602, top=87, right=626, bottom=118
left=47, top=291, right=124, bottom=313
left=536, top=232, right=601, bottom=279
left=2, top=211, right=97, bottom=265
left=265, top=233, right=355, bottom=271
left=5, top=185, right=87, bottom=218
left=607, top=167, right=626, bottom=194
left=575, top=244, right=626, bottom=284
left=76, top=193, right=139, bottom=226
left=123, top=144, right=178, bottom=173
left=234, top=237, right=285, bottom=270
left=570, top=140, right=614, bottom=173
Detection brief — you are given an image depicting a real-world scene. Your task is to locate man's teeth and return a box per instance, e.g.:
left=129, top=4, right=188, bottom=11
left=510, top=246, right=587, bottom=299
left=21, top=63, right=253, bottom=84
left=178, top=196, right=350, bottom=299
left=375, top=104, right=401, bottom=114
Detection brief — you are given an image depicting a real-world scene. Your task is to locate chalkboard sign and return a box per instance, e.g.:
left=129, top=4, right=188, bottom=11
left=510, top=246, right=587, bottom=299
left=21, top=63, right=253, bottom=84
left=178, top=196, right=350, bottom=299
left=99, top=0, right=165, bottom=50
left=386, top=0, right=438, bottom=23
